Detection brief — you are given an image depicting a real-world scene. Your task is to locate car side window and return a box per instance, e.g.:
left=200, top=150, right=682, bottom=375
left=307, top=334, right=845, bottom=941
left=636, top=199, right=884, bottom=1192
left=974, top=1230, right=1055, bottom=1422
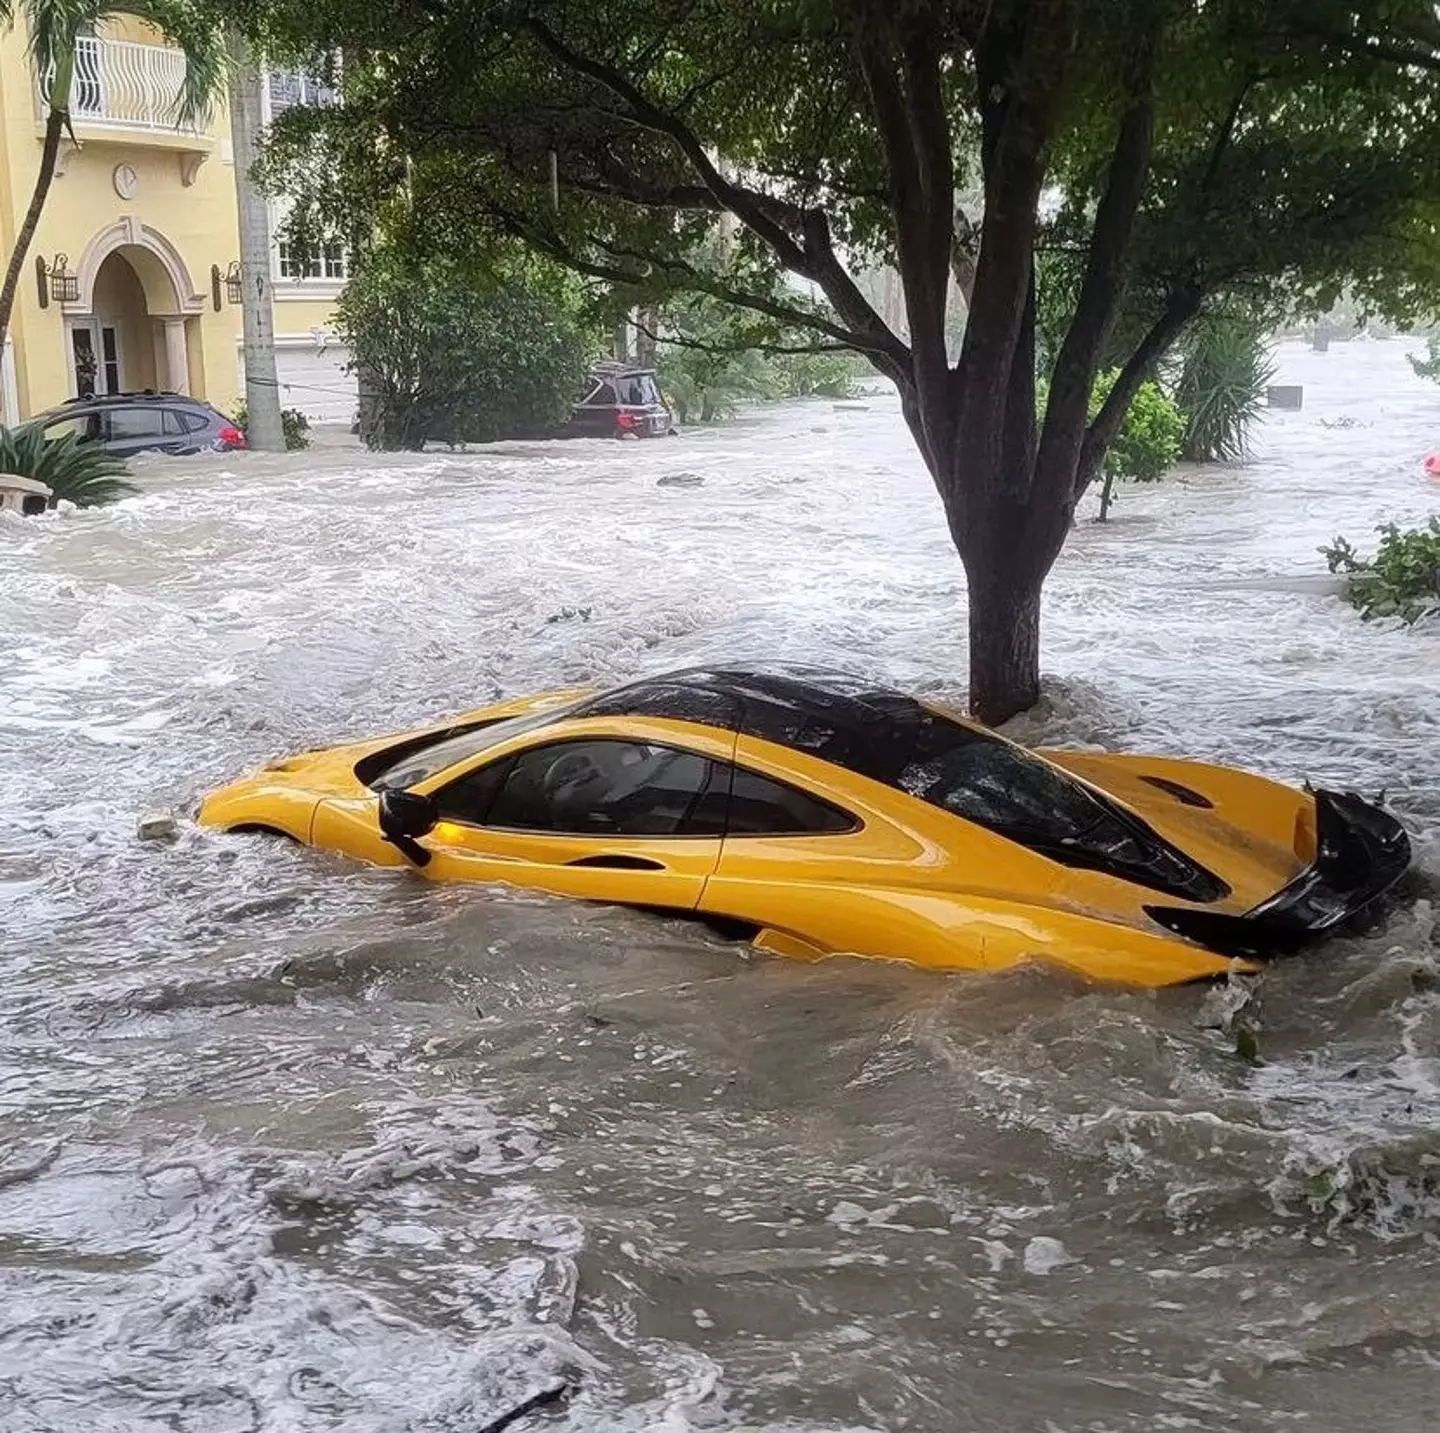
left=163, top=409, right=209, bottom=436
left=725, top=767, right=857, bottom=836
left=108, top=407, right=164, bottom=439
left=483, top=740, right=723, bottom=836
left=434, top=756, right=514, bottom=826
left=43, top=416, right=90, bottom=441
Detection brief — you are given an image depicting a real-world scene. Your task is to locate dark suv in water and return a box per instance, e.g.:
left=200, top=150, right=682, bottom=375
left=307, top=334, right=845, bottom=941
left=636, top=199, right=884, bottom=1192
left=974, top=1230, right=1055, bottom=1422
left=34, top=392, right=247, bottom=458
left=565, top=364, right=675, bottom=438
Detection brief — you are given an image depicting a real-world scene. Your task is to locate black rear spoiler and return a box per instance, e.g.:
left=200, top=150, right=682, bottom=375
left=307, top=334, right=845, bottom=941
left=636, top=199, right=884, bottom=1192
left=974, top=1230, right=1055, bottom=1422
left=1144, top=790, right=1411, bottom=961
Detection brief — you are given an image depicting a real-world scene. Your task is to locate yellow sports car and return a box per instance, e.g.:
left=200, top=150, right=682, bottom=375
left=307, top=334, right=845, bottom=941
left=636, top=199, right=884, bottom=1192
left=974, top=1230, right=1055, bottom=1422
left=199, top=666, right=1410, bottom=987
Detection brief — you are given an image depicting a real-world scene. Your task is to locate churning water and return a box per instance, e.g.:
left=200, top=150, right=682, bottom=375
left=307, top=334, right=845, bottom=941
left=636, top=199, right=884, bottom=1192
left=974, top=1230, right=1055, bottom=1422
left=1, top=341, right=1438, bottom=1432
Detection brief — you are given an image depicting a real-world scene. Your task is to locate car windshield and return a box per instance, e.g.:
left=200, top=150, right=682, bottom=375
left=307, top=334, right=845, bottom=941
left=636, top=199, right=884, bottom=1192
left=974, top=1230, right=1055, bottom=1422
left=368, top=703, right=575, bottom=791
left=619, top=374, right=660, bottom=405
left=895, top=738, right=1113, bottom=843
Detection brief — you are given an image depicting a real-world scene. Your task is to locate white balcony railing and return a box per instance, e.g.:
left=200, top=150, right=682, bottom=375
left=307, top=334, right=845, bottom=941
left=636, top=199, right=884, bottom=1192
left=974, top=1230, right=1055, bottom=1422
left=40, top=36, right=201, bottom=135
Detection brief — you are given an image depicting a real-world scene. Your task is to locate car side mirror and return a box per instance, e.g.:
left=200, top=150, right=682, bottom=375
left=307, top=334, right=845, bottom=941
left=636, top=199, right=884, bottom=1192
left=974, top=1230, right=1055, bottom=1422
left=378, top=789, right=438, bottom=866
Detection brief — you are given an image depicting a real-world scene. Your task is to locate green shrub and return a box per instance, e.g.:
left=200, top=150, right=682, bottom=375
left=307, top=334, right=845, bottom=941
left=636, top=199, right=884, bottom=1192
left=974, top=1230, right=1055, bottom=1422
left=1175, top=314, right=1275, bottom=462
left=770, top=349, right=863, bottom=400
left=1038, top=369, right=1184, bottom=520
left=1321, top=518, right=1440, bottom=622
left=0, top=423, right=134, bottom=507
left=659, top=341, right=772, bottom=423
left=338, top=245, right=593, bottom=450
left=1096, top=373, right=1185, bottom=520
left=656, top=288, right=864, bottom=421
left=232, top=402, right=311, bottom=450
left=1101, top=373, right=1186, bottom=484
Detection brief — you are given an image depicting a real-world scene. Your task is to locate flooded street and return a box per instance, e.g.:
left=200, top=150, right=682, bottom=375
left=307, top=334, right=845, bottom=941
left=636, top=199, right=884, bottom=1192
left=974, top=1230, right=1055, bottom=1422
left=2, top=339, right=1438, bottom=1432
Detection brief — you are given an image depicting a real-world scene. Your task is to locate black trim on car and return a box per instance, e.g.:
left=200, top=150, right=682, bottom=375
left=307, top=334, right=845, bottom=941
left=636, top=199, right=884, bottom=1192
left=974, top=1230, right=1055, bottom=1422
left=1145, top=790, right=1410, bottom=959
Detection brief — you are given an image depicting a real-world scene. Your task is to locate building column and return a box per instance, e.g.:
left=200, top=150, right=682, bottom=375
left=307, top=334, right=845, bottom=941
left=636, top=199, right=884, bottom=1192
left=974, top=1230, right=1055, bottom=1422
left=1, top=337, right=19, bottom=425
left=162, top=318, right=189, bottom=395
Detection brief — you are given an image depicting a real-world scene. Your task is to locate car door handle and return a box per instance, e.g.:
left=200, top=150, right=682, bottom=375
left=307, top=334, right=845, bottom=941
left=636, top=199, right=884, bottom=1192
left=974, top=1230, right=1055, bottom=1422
left=565, top=854, right=666, bottom=871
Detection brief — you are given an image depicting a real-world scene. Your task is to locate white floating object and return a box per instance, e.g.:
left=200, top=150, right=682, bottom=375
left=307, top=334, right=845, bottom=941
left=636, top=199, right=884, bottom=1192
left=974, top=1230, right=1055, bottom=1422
left=1022, top=1236, right=1075, bottom=1275
left=137, top=809, right=179, bottom=842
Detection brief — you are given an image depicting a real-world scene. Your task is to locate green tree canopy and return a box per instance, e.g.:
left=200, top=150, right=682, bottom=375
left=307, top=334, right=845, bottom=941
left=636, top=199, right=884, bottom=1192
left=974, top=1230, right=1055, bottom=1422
left=339, top=243, right=594, bottom=449
left=229, top=0, right=1440, bottom=719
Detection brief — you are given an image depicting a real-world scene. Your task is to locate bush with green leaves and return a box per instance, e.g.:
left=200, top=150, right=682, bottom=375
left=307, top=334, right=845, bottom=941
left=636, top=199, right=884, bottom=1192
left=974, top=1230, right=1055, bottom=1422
left=232, top=402, right=311, bottom=451
left=1036, top=369, right=1184, bottom=521
left=653, top=282, right=864, bottom=422
left=337, top=245, right=594, bottom=450
left=0, top=423, right=134, bottom=507
left=769, top=350, right=863, bottom=400
left=1321, top=518, right=1440, bottom=622
left=657, top=304, right=774, bottom=422
left=1095, top=373, right=1186, bottom=520
left=1175, top=314, right=1275, bottom=462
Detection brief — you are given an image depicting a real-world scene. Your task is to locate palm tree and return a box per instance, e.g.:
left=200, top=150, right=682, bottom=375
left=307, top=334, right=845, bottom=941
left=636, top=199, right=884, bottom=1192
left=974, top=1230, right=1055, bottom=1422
left=0, top=419, right=134, bottom=504
left=0, top=2, right=225, bottom=343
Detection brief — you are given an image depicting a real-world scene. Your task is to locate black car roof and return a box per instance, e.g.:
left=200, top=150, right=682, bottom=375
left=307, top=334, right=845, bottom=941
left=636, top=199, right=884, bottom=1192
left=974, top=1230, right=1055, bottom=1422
left=33, top=392, right=223, bottom=425
left=58, top=391, right=209, bottom=407
left=571, top=665, right=973, bottom=781
left=571, top=665, right=1227, bottom=903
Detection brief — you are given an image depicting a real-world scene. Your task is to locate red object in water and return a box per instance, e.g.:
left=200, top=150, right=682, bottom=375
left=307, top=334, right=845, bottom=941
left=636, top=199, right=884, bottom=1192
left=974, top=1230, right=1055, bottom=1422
left=218, top=425, right=247, bottom=450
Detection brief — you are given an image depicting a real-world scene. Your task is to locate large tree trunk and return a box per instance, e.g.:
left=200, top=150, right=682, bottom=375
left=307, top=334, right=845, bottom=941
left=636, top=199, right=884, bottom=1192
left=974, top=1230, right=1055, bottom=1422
left=0, top=51, right=73, bottom=347
left=227, top=32, right=286, bottom=452
left=965, top=558, right=1044, bottom=725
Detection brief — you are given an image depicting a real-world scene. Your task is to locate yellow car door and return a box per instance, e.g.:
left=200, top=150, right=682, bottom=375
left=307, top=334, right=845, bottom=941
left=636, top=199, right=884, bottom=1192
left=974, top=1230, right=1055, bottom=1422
left=419, top=734, right=730, bottom=911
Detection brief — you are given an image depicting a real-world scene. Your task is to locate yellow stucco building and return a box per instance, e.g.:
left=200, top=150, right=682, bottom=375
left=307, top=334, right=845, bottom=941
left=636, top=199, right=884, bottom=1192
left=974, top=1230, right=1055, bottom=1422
left=0, top=16, right=355, bottom=426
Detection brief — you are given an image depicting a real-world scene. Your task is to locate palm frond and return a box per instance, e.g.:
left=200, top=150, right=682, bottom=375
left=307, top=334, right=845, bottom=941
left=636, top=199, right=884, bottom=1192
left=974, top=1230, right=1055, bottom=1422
left=118, top=0, right=228, bottom=126
left=0, top=422, right=135, bottom=506
left=20, top=0, right=101, bottom=75
left=1176, top=316, right=1276, bottom=464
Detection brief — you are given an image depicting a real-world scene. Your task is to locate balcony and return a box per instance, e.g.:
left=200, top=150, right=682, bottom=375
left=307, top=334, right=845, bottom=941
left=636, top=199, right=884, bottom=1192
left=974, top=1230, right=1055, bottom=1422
left=39, top=36, right=207, bottom=139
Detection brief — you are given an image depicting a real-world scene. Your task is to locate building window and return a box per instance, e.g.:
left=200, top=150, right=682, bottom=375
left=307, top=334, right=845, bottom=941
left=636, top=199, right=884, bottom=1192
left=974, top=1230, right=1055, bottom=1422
left=266, top=68, right=337, bottom=119
left=277, top=240, right=347, bottom=282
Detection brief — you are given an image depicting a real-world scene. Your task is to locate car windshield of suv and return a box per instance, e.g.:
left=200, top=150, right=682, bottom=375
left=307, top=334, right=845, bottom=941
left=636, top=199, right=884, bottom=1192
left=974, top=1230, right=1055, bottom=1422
left=619, top=375, right=660, bottom=405
left=368, top=703, right=577, bottom=791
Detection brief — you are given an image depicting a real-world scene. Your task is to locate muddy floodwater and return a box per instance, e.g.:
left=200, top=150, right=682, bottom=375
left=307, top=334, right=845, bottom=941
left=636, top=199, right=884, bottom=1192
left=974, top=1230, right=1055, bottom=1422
left=2, top=340, right=1438, bottom=1432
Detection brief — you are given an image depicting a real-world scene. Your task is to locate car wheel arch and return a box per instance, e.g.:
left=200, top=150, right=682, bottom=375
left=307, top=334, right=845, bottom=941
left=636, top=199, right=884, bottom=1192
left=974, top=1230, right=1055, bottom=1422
left=227, top=822, right=301, bottom=843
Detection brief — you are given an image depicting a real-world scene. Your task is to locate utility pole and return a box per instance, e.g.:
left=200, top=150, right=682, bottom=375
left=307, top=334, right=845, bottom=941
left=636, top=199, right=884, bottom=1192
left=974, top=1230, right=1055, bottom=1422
left=226, top=31, right=285, bottom=452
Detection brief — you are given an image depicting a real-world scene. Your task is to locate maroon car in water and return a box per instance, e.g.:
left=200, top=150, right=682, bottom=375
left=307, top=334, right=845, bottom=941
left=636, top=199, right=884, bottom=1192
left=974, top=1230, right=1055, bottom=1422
left=565, top=364, right=676, bottom=439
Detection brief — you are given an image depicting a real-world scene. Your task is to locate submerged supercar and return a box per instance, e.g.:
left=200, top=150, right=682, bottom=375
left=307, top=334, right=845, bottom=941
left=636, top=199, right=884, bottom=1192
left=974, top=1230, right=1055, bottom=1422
left=198, top=667, right=1411, bottom=987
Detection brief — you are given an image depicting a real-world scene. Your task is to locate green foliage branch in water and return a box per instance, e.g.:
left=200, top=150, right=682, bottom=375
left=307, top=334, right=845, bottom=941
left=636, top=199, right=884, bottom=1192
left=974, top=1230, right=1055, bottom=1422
left=1322, top=518, right=1440, bottom=623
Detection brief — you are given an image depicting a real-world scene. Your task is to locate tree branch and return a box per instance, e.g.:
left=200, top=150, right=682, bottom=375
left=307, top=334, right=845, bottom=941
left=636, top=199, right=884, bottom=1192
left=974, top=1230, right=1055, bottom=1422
left=851, top=2, right=957, bottom=462
left=520, top=15, right=907, bottom=372
left=1198, top=75, right=1252, bottom=199
left=1317, top=34, right=1440, bottom=74
left=495, top=206, right=904, bottom=379
left=1036, top=26, right=1161, bottom=500
left=631, top=317, right=855, bottom=358
left=522, top=17, right=811, bottom=267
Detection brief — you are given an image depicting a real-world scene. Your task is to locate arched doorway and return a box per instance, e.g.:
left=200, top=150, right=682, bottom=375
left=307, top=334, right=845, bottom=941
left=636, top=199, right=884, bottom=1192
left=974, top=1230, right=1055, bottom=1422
left=68, top=251, right=155, bottom=397
left=64, top=220, right=206, bottom=399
